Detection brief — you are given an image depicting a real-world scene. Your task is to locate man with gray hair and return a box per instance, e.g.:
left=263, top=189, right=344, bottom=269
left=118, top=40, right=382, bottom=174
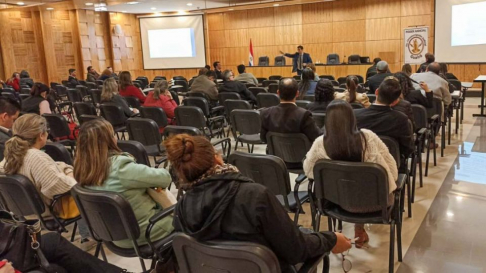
left=367, top=61, right=393, bottom=93
left=411, top=62, right=451, bottom=107
left=218, top=69, right=256, bottom=104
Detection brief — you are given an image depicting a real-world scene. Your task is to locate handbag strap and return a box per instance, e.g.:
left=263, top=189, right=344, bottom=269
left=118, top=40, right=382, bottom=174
left=0, top=225, right=17, bottom=256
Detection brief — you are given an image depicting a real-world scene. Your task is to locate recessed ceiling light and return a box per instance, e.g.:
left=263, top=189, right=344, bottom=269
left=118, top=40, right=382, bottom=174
left=228, top=8, right=234, bottom=10
left=121, top=10, right=127, bottom=13
left=99, top=3, right=106, bottom=6
left=16, top=2, right=24, bottom=5
left=273, top=3, right=279, bottom=6
left=187, top=2, right=193, bottom=6
left=150, top=7, right=156, bottom=10
left=85, top=2, right=93, bottom=6
left=127, top=1, right=138, bottom=4
left=46, top=7, right=54, bottom=10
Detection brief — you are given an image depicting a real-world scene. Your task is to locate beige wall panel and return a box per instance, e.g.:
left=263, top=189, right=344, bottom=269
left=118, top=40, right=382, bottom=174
left=247, top=8, right=274, bottom=28
left=366, top=40, right=401, bottom=63
left=365, top=0, right=401, bottom=19
left=333, top=0, right=366, bottom=22
left=224, top=29, right=249, bottom=47
left=302, top=2, right=333, bottom=24
left=224, top=10, right=248, bottom=30
left=252, top=46, right=278, bottom=64
left=275, top=25, right=302, bottom=45
left=223, top=47, right=247, bottom=66
left=303, top=43, right=333, bottom=63
left=400, top=15, right=432, bottom=40
left=332, top=20, right=366, bottom=42
left=207, top=13, right=224, bottom=31
left=274, top=5, right=302, bottom=26
left=333, top=42, right=366, bottom=60
left=248, top=27, right=275, bottom=46
left=401, top=0, right=431, bottom=16
left=302, top=23, right=333, bottom=44
left=208, top=30, right=225, bottom=48
left=366, top=17, right=401, bottom=41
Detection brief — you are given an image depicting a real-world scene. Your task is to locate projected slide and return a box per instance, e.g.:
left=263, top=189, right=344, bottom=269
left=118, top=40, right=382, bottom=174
left=451, top=2, right=486, bottom=46
left=148, top=28, right=196, bottom=58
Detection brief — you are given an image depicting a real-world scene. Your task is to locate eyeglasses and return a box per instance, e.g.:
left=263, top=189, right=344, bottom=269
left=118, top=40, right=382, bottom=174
left=341, top=248, right=352, bottom=273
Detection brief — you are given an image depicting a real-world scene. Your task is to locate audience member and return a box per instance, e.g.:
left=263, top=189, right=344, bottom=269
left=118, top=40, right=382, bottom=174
left=416, top=53, right=435, bottom=73
left=279, top=45, right=313, bottom=76
left=190, top=69, right=219, bottom=103
left=86, top=66, right=100, bottom=82
left=165, top=134, right=351, bottom=272
left=118, top=71, right=146, bottom=104
left=67, top=69, right=80, bottom=88
left=204, top=65, right=211, bottom=70
left=355, top=77, right=414, bottom=171
left=5, top=72, right=20, bottom=92
left=19, top=70, right=34, bottom=88
left=0, top=98, right=20, bottom=161
left=107, top=66, right=119, bottom=80
left=305, top=63, right=320, bottom=81
left=74, top=119, right=174, bottom=249
left=0, top=114, right=92, bottom=246
left=234, top=64, right=258, bottom=85
left=260, top=78, right=322, bottom=144
left=298, top=68, right=318, bottom=98
left=367, top=61, right=393, bottom=93
left=101, top=78, right=138, bottom=117
left=439, top=63, right=457, bottom=79
left=303, top=100, right=398, bottom=248
left=22, top=83, right=52, bottom=115
left=335, top=76, right=370, bottom=108
left=411, top=62, right=452, bottom=107
left=98, top=69, right=113, bottom=81
left=392, top=95, right=414, bottom=129
left=307, top=79, right=335, bottom=113
left=144, top=80, right=177, bottom=126
left=219, top=70, right=257, bottom=104
left=366, top=57, right=381, bottom=80
left=213, top=61, right=223, bottom=80
left=402, top=64, right=412, bottom=77
left=395, top=72, right=433, bottom=108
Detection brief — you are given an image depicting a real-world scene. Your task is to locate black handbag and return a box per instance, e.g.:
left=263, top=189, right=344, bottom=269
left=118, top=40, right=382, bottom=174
left=0, top=211, right=51, bottom=272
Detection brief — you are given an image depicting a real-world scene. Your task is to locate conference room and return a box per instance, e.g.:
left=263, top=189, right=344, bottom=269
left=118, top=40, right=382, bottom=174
left=0, top=0, right=486, bottom=272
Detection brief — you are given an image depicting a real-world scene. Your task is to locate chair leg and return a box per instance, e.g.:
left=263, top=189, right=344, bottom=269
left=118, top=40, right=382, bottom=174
left=406, top=174, right=411, bottom=218
left=150, top=258, right=157, bottom=270
left=251, top=144, right=254, bottom=153
left=315, top=211, right=321, bottom=232
left=140, top=258, right=147, bottom=272
left=389, top=221, right=396, bottom=273
left=100, top=244, right=108, bottom=262
left=397, top=221, right=403, bottom=262
left=326, top=216, right=333, bottom=232
left=246, top=143, right=251, bottom=153
left=418, top=145, right=424, bottom=188
left=234, top=139, right=239, bottom=151
left=441, top=122, right=445, bottom=157
left=455, top=105, right=459, bottom=134
left=323, top=254, right=330, bottom=273
left=425, top=137, right=430, bottom=177
left=411, top=156, right=417, bottom=204
left=94, top=242, right=101, bottom=258
left=70, top=222, right=77, bottom=242
left=433, top=131, right=437, bottom=166
left=448, top=116, right=452, bottom=145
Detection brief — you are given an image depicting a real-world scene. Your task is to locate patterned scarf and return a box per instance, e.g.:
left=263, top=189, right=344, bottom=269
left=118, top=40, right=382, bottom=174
left=192, top=164, right=239, bottom=186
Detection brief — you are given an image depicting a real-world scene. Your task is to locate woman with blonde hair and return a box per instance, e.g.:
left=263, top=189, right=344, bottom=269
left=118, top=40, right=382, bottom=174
left=0, top=114, right=92, bottom=245
left=101, top=77, right=138, bottom=117
left=335, top=75, right=370, bottom=108
left=144, top=80, right=177, bottom=126
left=74, top=119, right=174, bottom=249
left=118, top=71, right=146, bottom=103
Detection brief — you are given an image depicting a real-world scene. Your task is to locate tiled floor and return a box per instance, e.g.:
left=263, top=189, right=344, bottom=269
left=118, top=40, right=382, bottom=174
left=68, top=98, right=486, bottom=273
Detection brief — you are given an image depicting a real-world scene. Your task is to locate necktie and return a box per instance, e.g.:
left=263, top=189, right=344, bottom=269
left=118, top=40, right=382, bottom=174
left=299, top=54, right=303, bottom=70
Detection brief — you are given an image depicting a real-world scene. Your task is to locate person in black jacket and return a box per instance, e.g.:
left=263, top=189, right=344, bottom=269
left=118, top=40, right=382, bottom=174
left=100, top=78, right=138, bottom=117
left=416, top=53, right=434, bottom=73
left=213, top=61, right=223, bottom=80
left=164, top=134, right=351, bottom=273
left=395, top=72, right=433, bottom=108
left=367, top=61, right=393, bottom=93
left=366, top=57, right=381, bottom=80
left=307, top=79, right=335, bottom=113
left=219, top=70, right=257, bottom=104
left=19, top=70, right=34, bottom=88
left=67, top=68, right=80, bottom=88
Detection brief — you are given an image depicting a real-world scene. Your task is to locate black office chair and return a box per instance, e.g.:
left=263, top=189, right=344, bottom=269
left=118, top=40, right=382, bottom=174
left=71, top=185, right=175, bottom=272
left=76, top=85, right=90, bottom=101
left=268, top=83, right=279, bottom=94
left=154, top=76, right=167, bottom=81
left=303, top=95, right=315, bottom=102
left=319, top=75, right=335, bottom=81
left=368, top=94, right=377, bottom=103
left=258, top=56, right=269, bottom=66
left=73, top=102, right=97, bottom=121
left=248, top=87, right=267, bottom=97
left=229, top=152, right=309, bottom=224
left=86, top=82, right=97, bottom=90
left=95, top=80, right=103, bottom=86
left=309, top=160, right=404, bottom=273
left=274, top=56, right=286, bottom=66
left=185, top=94, right=224, bottom=117
left=269, top=75, right=282, bottom=81
left=412, top=104, right=432, bottom=188
left=311, top=113, right=326, bottom=128
left=89, top=89, right=102, bottom=107
left=256, top=77, right=267, bottom=85
left=262, top=80, right=278, bottom=88
left=175, top=106, right=224, bottom=139
left=326, top=53, right=340, bottom=64
left=330, top=80, right=339, bottom=87
left=20, top=87, right=31, bottom=95
left=124, top=96, right=141, bottom=110
left=0, top=174, right=80, bottom=242
left=337, top=77, right=347, bottom=85
left=347, top=55, right=361, bottom=64
left=244, top=83, right=256, bottom=88
left=136, top=76, right=149, bottom=89
left=99, top=103, right=128, bottom=139
left=230, top=110, right=264, bottom=153
left=257, top=93, right=279, bottom=108
left=78, top=115, right=102, bottom=125
left=218, top=92, right=241, bottom=107
left=43, top=142, right=73, bottom=165
left=350, top=102, right=364, bottom=109
left=296, top=100, right=310, bottom=109
left=43, top=114, right=75, bottom=154
left=117, top=140, right=151, bottom=167
left=140, top=106, right=169, bottom=132
left=427, top=98, right=443, bottom=161
left=55, top=85, right=68, bottom=101
left=223, top=99, right=252, bottom=138
left=126, top=118, right=166, bottom=165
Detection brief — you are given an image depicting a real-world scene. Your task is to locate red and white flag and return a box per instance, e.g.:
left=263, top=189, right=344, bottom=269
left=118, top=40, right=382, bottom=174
left=249, top=39, right=254, bottom=66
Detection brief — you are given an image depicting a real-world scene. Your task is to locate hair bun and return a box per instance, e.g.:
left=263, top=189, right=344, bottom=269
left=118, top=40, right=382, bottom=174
left=181, top=138, right=194, bottom=162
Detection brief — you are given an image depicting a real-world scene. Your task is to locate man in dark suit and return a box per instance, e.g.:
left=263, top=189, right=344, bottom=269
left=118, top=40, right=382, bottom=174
left=260, top=78, right=322, bottom=144
left=355, top=77, right=414, bottom=171
left=67, top=69, right=80, bottom=88
left=416, top=53, right=435, bottom=73
left=213, top=61, right=223, bottom=80
left=0, top=97, right=21, bottom=161
left=365, top=57, right=381, bottom=81
left=367, top=61, right=393, bottom=93
left=280, top=45, right=313, bottom=76
left=219, top=70, right=257, bottom=104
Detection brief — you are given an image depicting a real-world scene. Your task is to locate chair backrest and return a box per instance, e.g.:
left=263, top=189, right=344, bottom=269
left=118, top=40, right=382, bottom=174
left=73, top=102, right=97, bottom=120
left=378, top=136, right=400, bottom=168
left=218, top=92, right=241, bottom=106
left=43, top=142, right=73, bottom=165
left=0, top=174, right=46, bottom=218
left=224, top=99, right=252, bottom=118
left=427, top=97, right=443, bottom=119
left=173, top=233, right=281, bottom=273
left=99, top=103, right=128, bottom=127
left=163, top=125, right=203, bottom=139
left=350, top=102, right=364, bottom=109
left=170, top=91, right=180, bottom=105
left=228, top=151, right=291, bottom=198
left=1, top=92, right=16, bottom=101
left=95, top=80, right=103, bottom=86
left=78, top=80, right=87, bottom=86
left=86, top=82, right=97, bottom=90
left=126, top=118, right=162, bottom=151
left=132, top=80, right=142, bottom=89
left=154, top=76, right=167, bottom=81
left=312, top=159, right=390, bottom=220
left=448, top=79, right=461, bottom=91
left=267, top=83, right=279, bottom=94
left=326, top=53, right=340, bottom=64
left=124, top=96, right=141, bottom=109
left=175, top=106, right=206, bottom=129
left=76, top=85, right=89, bottom=98
left=117, top=140, right=151, bottom=166
left=330, top=80, right=339, bottom=87
left=367, top=94, right=376, bottom=103
left=183, top=97, right=211, bottom=117
left=55, top=85, right=68, bottom=97
left=262, top=80, right=278, bottom=88
left=351, top=75, right=364, bottom=83
left=274, top=56, right=286, bottom=66
left=348, top=55, right=361, bottom=64
left=303, top=95, right=315, bottom=102
left=20, top=88, right=31, bottom=95
left=258, top=56, right=269, bottom=66
left=230, top=110, right=261, bottom=135
left=61, top=80, right=69, bottom=87
left=256, top=77, right=267, bottom=84
left=257, top=93, right=280, bottom=108
left=296, top=100, right=310, bottom=109
left=411, top=104, right=428, bottom=129
left=136, top=76, right=149, bottom=89
left=311, top=113, right=326, bottom=128
left=50, top=82, right=59, bottom=89
left=71, top=185, right=141, bottom=247
left=140, top=106, right=169, bottom=129
left=269, top=75, right=282, bottom=81
left=266, top=132, right=311, bottom=164
left=245, top=83, right=256, bottom=88
left=89, top=89, right=102, bottom=105
left=43, top=114, right=71, bottom=138
left=173, top=80, right=188, bottom=92
left=337, top=77, right=347, bottom=85
left=319, top=75, right=335, bottom=81
left=248, top=87, right=267, bottom=97
left=79, top=115, right=102, bottom=125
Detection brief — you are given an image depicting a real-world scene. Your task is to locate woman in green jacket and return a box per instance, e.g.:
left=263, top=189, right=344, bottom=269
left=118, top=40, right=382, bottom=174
left=73, top=119, right=174, bottom=248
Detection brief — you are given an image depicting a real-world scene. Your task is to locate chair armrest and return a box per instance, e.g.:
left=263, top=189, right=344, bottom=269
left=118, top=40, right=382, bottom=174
left=295, top=173, right=307, bottom=184
left=49, top=191, right=72, bottom=212
left=148, top=205, right=175, bottom=225
left=417, top=128, right=427, bottom=136
left=429, top=114, right=439, bottom=122
left=208, top=115, right=225, bottom=123
left=211, top=138, right=232, bottom=160
left=211, top=106, right=224, bottom=113
left=155, top=156, right=168, bottom=165
left=395, top=174, right=407, bottom=192
left=298, top=253, right=329, bottom=273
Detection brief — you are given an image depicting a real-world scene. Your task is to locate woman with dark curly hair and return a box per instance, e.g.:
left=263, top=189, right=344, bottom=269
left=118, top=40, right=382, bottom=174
left=394, top=72, right=433, bottom=108
left=307, top=79, right=335, bottom=113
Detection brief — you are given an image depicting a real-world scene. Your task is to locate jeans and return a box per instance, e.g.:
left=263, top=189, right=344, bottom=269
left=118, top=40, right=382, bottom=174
left=41, top=232, right=122, bottom=273
left=77, top=219, right=90, bottom=240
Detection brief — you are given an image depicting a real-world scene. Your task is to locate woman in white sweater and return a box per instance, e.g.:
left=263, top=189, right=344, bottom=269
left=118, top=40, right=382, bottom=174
left=303, top=100, right=397, bottom=248
left=0, top=114, right=92, bottom=245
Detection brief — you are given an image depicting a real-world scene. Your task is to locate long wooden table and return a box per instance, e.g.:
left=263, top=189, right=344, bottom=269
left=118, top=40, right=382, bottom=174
left=245, top=63, right=375, bottom=79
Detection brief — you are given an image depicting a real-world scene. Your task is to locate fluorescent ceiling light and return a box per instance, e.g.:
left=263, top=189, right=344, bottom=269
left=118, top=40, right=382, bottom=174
left=85, top=2, right=93, bottom=5
left=16, top=2, right=24, bottom=5
left=46, top=7, right=54, bottom=10
left=187, top=3, right=193, bottom=6
left=127, top=1, right=138, bottom=4
left=150, top=7, right=156, bottom=10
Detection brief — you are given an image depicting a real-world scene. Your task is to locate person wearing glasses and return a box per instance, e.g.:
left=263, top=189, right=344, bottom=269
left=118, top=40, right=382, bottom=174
left=218, top=70, right=257, bottom=104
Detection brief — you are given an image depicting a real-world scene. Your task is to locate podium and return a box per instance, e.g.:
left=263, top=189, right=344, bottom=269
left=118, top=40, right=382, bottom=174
left=473, top=75, right=486, bottom=117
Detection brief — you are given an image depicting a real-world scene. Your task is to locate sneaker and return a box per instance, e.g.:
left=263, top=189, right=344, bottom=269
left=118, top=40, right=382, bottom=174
left=80, top=238, right=97, bottom=251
